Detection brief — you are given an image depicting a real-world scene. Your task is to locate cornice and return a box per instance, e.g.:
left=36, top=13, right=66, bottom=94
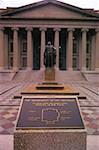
left=0, top=0, right=99, bottom=19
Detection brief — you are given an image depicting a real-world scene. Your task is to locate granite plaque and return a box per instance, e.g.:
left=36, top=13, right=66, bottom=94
left=16, top=97, right=84, bottom=129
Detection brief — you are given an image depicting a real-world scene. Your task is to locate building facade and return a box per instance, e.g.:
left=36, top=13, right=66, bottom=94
left=0, top=0, right=99, bottom=81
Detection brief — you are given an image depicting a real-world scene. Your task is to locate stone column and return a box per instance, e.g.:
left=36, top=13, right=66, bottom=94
left=4, top=33, right=8, bottom=69
left=0, top=27, right=4, bottom=70
left=54, top=28, right=60, bottom=68
left=12, top=27, right=19, bottom=71
left=91, top=34, right=95, bottom=70
left=26, top=27, right=33, bottom=70
left=95, top=29, right=99, bottom=71
left=67, top=28, right=74, bottom=70
left=78, top=33, right=82, bottom=70
left=40, top=28, right=46, bottom=69
left=81, top=28, right=88, bottom=71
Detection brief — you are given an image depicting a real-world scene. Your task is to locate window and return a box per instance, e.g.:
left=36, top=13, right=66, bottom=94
left=22, top=42, right=27, bottom=52
left=10, top=57, right=13, bottom=68
left=10, top=42, right=13, bottom=52
left=86, top=41, right=91, bottom=70
left=73, top=39, right=78, bottom=70
left=86, top=58, right=89, bottom=68
left=73, top=42, right=78, bottom=54
left=21, top=57, right=27, bottom=68
left=73, top=58, right=77, bottom=69
left=87, top=43, right=89, bottom=53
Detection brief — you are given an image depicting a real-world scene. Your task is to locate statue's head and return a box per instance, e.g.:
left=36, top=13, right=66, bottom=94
left=47, top=41, right=51, bottom=46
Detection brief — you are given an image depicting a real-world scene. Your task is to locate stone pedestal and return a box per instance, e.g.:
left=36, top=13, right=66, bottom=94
left=44, top=67, right=55, bottom=81
left=14, top=96, right=86, bottom=150
left=14, top=129, right=86, bottom=150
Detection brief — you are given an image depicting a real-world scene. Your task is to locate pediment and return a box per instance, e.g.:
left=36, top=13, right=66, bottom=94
left=1, top=0, right=99, bottom=19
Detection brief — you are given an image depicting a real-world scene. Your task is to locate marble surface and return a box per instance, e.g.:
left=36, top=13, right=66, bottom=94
left=0, top=135, right=98, bottom=150
left=0, top=81, right=99, bottom=135
left=14, top=129, right=86, bottom=150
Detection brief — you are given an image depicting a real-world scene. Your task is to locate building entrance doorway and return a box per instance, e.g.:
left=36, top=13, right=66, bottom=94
left=33, top=28, right=67, bottom=70
left=46, top=28, right=54, bottom=45
left=59, top=29, right=67, bottom=70
left=33, top=28, right=41, bottom=70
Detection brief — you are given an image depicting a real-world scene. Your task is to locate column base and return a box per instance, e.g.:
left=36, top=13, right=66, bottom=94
left=13, top=67, right=19, bottom=72
left=0, top=67, right=5, bottom=71
left=26, top=67, right=32, bottom=71
left=0, top=69, right=16, bottom=81
left=95, top=68, right=99, bottom=72
left=55, top=67, right=59, bottom=71
left=82, top=71, right=99, bottom=82
left=81, top=67, right=86, bottom=72
left=67, top=68, right=73, bottom=71
left=40, top=67, right=45, bottom=71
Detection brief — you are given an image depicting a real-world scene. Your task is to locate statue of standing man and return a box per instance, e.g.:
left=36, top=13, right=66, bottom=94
left=44, top=41, right=56, bottom=68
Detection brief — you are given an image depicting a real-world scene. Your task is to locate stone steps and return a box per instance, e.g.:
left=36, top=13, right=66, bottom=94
left=13, top=70, right=86, bottom=83
left=13, top=70, right=44, bottom=82
left=55, top=70, right=86, bottom=82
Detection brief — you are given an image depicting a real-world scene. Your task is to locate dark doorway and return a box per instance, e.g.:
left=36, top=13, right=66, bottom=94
left=59, top=29, right=67, bottom=70
left=46, top=28, right=54, bottom=45
left=33, top=28, right=40, bottom=70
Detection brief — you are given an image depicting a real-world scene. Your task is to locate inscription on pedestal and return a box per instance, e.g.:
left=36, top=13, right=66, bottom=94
left=16, top=97, right=84, bottom=129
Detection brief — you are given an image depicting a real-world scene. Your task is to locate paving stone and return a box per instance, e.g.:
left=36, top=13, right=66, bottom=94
left=0, top=80, right=99, bottom=135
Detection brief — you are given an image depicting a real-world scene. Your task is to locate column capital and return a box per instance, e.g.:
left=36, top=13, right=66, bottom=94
left=67, top=28, right=75, bottom=32
left=12, top=27, right=19, bottom=31
left=39, top=27, right=47, bottom=31
left=81, top=28, right=89, bottom=32
left=95, top=28, right=99, bottom=33
left=0, top=27, right=4, bottom=30
left=26, top=27, right=33, bottom=31
left=53, top=28, right=61, bottom=32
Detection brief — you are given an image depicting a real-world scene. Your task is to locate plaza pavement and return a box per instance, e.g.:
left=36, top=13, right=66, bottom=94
left=0, top=80, right=99, bottom=149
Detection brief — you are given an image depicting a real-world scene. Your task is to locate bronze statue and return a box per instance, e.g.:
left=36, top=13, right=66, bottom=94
left=44, top=41, right=56, bottom=68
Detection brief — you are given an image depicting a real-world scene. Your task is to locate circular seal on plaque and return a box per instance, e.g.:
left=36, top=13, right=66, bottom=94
left=42, top=108, right=60, bottom=124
